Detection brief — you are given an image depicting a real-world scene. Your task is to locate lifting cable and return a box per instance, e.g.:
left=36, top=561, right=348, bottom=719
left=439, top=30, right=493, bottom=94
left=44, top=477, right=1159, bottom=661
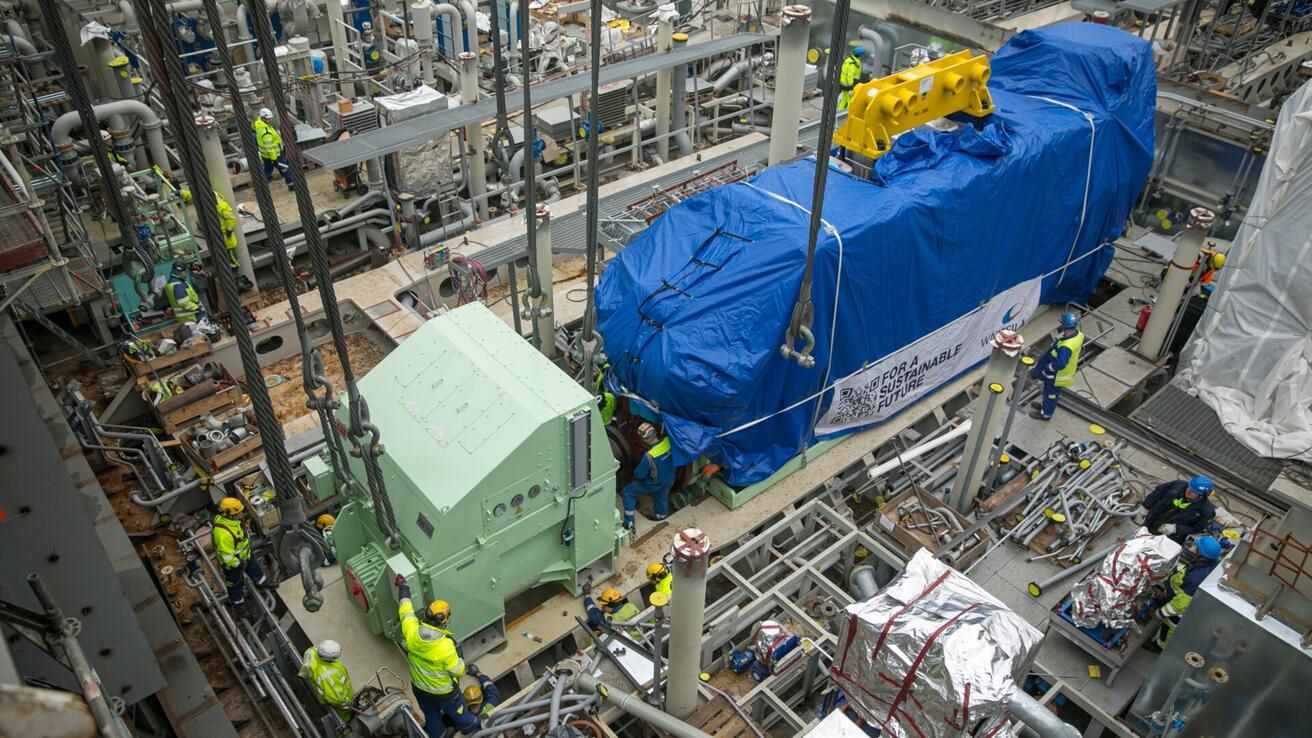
left=520, top=3, right=546, bottom=351
left=128, top=0, right=303, bottom=517
left=487, top=0, right=514, bottom=169
left=200, top=0, right=352, bottom=485
left=578, top=0, right=605, bottom=381
left=241, top=0, right=401, bottom=544
left=781, top=0, right=852, bottom=369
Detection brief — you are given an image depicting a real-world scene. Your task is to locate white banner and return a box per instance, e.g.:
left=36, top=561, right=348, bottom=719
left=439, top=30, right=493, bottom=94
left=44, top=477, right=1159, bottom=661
left=815, top=277, right=1044, bottom=434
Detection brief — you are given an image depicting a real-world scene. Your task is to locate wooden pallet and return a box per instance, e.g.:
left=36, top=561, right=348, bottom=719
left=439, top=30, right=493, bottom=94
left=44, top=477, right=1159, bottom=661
left=687, top=695, right=760, bottom=738
left=129, top=340, right=212, bottom=385
left=160, top=386, right=242, bottom=433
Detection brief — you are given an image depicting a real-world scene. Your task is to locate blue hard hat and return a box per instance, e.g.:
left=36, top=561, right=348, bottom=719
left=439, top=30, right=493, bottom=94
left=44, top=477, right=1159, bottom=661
left=852, top=46, right=865, bottom=57
left=1060, top=311, right=1079, bottom=329
left=1195, top=536, right=1221, bottom=560
left=1188, top=475, right=1214, bottom=495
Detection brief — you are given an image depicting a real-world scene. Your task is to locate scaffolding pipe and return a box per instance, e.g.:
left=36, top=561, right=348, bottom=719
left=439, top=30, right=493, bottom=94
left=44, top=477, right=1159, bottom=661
left=574, top=672, right=713, bottom=738
left=666, top=527, right=710, bottom=719
left=768, top=6, right=811, bottom=166
left=1009, top=687, right=1081, bottom=738
left=51, top=102, right=170, bottom=173
left=867, top=419, right=973, bottom=481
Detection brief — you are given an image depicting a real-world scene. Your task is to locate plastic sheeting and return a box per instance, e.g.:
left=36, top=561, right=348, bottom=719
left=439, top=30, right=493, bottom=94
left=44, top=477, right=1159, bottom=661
left=596, top=24, right=1155, bottom=484
left=1177, top=81, right=1312, bottom=462
left=830, top=550, right=1043, bottom=738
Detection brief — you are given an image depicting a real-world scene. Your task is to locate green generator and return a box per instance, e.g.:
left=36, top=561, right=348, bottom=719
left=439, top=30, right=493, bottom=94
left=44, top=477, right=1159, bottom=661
left=314, top=303, right=621, bottom=658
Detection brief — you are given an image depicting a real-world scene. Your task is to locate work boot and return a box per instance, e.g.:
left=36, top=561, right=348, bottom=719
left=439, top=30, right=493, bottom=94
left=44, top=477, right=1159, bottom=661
left=1029, top=400, right=1043, bottom=411
left=1029, top=410, right=1051, bottom=421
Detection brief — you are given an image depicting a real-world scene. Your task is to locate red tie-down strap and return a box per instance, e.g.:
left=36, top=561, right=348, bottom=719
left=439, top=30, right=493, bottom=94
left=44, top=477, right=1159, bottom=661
left=885, top=602, right=983, bottom=728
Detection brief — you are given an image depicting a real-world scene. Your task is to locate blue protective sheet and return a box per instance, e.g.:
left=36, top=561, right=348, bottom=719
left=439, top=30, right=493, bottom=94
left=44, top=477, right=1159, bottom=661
left=595, top=25, right=1155, bottom=485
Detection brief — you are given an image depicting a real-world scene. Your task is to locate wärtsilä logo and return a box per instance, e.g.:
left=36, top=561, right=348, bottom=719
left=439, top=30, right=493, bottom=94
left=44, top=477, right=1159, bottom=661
left=1001, top=304, right=1023, bottom=324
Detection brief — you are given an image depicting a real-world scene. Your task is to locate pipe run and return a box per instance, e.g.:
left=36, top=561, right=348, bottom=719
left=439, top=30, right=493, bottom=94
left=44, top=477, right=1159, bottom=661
left=51, top=101, right=170, bottom=172
left=1010, top=686, right=1081, bottom=738
left=573, top=672, right=713, bottom=738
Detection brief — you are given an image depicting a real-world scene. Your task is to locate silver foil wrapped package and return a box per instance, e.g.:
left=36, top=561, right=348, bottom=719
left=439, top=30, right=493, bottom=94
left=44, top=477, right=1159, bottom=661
left=1070, top=529, right=1181, bottom=628
left=829, top=550, right=1043, bottom=738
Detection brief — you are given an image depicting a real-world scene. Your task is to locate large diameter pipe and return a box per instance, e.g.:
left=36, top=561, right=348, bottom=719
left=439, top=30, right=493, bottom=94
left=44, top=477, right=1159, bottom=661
left=654, top=5, right=674, bottom=161
left=1010, top=686, right=1081, bottom=738
left=198, top=114, right=257, bottom=285
left=666, top=527, right=710, bottom=719
left=51, top=101, right=169, bottom=172
left=459, top=51, right=489, bottom=220
left=412, top=0, right=436, bottom=84
left=574, top=672, right=713, bottom=738
left=1139, top=207, right=1215, bottom=360
left=670, top=33, right=692, bottom=158
left=950, top=331, right=1024, bottom=513
left=324, top=0, right=356, bottom=98
left=532, top=204, right=557, bottom=358
left=768, top=6, right=811, bottom=166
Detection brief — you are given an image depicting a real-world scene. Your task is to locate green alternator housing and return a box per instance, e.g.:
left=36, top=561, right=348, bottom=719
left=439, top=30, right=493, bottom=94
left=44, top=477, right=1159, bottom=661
left=319, top=303, right=621, bottom=658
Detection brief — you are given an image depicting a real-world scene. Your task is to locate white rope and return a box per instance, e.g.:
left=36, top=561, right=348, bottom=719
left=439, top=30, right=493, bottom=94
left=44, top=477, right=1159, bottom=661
left=1032, top=95, right=1098, bottom=287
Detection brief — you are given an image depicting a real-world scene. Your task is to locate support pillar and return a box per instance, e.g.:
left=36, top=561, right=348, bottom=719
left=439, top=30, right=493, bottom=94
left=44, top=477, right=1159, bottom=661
left=654, top=5, right=675, bottom=162
left=459, top=51, right=489, bottom=220
left=670, top=33, right=691, bottom=159
left=1139, top=207, right=1215, bottom=360
left=197, top=115, right=256, bottom=286
left=666, top=527, right=710, bottom=720
left=526, top=203, right=556, bottom=358
left=950, top=330, right=1024, bottom=514
left=325, top=0, right=358, bottom=99
left=768, top=6, right=811, bottom=166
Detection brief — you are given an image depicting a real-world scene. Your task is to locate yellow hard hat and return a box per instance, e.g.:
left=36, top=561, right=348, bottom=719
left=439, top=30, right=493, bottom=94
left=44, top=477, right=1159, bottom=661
left=426, top=599, right=451, bottom=627
left=598, top=587, right=623, bottom=606
left=646, top=562, right=669, bottom=581
left=219, top=497, right=244, bottom=515
left=315, top=513, right=336, bottom=530
left=1211, top=252, right=1226, bottom=269
left=464, top=683, right=484, bottom=710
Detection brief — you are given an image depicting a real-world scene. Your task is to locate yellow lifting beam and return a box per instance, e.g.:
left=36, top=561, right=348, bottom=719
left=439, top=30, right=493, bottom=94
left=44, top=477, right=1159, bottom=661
left=832, top=50, right=994, bottom=161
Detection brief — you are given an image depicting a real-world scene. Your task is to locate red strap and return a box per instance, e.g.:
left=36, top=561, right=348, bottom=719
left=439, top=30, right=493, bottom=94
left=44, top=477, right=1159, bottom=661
left=885, top=602, right=981, bottom=725
left=871, top=571, right=952, bottom=663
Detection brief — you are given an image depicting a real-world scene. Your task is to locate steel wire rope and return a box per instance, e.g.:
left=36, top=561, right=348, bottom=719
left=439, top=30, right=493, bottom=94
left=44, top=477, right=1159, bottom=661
left=129, top=0, right=301, bottom=510
left=578, top=0, right=604, bottom=379
left=241, top=0, right=400, bottom=542
left=519, top=0, right=545, bottom=351
left=200, top=0, right=352, bottom=483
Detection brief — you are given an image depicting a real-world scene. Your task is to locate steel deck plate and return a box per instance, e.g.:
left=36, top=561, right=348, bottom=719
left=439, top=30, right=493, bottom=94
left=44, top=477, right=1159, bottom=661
left=1131, top=383, right=1285, bottom=489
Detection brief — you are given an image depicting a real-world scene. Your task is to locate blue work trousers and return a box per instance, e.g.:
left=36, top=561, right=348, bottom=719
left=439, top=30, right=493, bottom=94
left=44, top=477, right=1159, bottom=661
left=263, top=156, right=294, bottom=186
left=621, top=481, right=669, bottom=519
left=1040, top=380, right=1063, bottom=419
left=414, top=688, right=478, bottom=736
left=223, top=559, right=269, bottom=606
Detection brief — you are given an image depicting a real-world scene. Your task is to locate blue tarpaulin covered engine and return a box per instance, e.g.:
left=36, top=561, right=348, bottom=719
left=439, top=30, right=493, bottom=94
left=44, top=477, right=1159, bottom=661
left=596, top=24, right=1155, bottom=485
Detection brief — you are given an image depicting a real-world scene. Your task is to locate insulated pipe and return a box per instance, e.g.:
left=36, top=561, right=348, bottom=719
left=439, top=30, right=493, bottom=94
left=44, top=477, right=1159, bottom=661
left=867, top=419, right=973, bottom=481
left=857, top=27, right=890, bottom=77
left=431, top=3, right=465, bottom=56
left=459, top=51, right=489, bottom=220
left=197, top=114, right=257, bottom=285
left=508, top=0, right=519, bottom=48
left=397, top=192, right=419, bottom=249
left=51, top=102, right=169, bottom=173
left=950, top=331, right=1025, bottom=514
left=417, top=201, right=475, bottom=246
left=458, top=0, right=477, bottom=53
left=413, top=1, right=436, bottom=85
left=666, top=528, right=710, bottom=719
left=769, top=6, right=811, bottom=166
left=654, top=5, right=674, bottom=161
left=1139, top=207, right=1214, bottom=360
left=1009, top=687, right=1081, bottom=738
left=531, top=204, right=557, bottom=358
left=670, top=33, right=692, bottom=158
left=0, top=33, right=36, bottom=56
left=129, top=476, right=204, bottom=507
left=711, top=59, right=756, bottom=93
left=574, top=672, right=713, bottom=738
left=848, top=565, right=879, bottom=601
left=324, top=0, right=356, bottom=98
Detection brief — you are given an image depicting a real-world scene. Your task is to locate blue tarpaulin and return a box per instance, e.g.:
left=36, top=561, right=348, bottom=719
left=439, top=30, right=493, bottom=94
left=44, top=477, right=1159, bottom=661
left=596, top=24, right=1156, bottom=485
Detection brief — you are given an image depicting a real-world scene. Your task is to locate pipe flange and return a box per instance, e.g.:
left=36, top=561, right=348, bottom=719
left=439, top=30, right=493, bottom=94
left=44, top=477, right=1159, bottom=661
left=1184, top=651, right=1205, bottom=668
left=782, top=5, right=812, bottom=23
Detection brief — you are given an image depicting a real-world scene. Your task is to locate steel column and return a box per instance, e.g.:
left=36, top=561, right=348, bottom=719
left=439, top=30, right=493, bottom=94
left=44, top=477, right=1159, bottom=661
left=950, top=330, right=1024, bottom=513
left=666, top=528, right=710, bottom=719
left=768, top=6, right=811, bottom=166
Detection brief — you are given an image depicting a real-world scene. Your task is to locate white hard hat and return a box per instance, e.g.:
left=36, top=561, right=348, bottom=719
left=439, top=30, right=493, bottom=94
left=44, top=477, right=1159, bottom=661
left=637, top=422, right=657, bottom=442
left=317, top=639, right=342, bottom=661
left=258, top=107, right=273, bottom=119
left=100, top=130, right=112, bottom=142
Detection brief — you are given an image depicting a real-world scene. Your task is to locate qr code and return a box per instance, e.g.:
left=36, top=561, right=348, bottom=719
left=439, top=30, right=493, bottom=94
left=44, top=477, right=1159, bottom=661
left=829, top=380, right=880, bottom=426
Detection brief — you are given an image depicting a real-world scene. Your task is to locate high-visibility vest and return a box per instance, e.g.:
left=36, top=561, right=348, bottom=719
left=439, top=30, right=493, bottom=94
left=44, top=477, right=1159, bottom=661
left=645, top=437, right=671, bottom=480
left=1051, top=331, right=1084, bottom=388
left=398, top=598, right=465, bottom=695
left=215, top=192, right=238, bottom=264
left=652, top=572, right=672, bottom=598
left=254, top=120, right=282, bottom=160
left=300, top=647, right=354, bottom=709
left=166, top=279, right=200, bottom=318
left=212, top=515, right=250, bottom=568
left=595, top=367, right=615, bottom=424
left=840, top=56, right=861, bottom=89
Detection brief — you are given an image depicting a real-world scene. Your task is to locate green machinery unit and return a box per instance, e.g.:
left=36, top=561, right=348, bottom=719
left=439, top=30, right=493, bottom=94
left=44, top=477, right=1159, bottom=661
left=312, top=304, right=621, bottom=658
